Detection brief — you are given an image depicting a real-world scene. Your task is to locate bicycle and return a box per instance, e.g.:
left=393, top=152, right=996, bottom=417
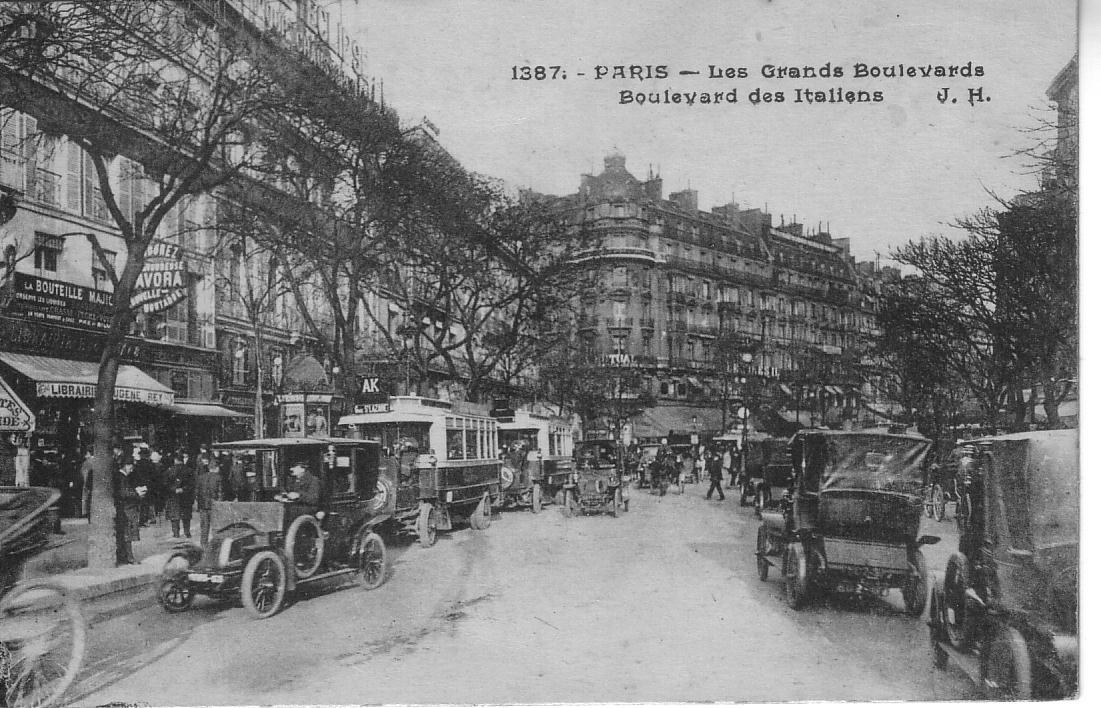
left=1, top=487, right=86, bottom=708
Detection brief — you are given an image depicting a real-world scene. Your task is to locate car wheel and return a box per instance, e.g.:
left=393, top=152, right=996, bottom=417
left=944, top=553, right=973, bottom=650
left=0, top=579, right=86, bottom=708
left=284, top=514, right=324, bottom=579
left=416, top=503, right=437, bottom=548
left=756, top=527, right=770, bottom=581
left=783, top=542, right=810, bottom=610
left=932, top=485, right=945, bottom=522
left=470, top=492, right=491, bottom=530
left=981, top=626, right=1032, bottom=700
left=158, top=578, right=194, bottom=613
left=240, top=550, right=287, bottom=620
left=356, top=530, right=388, bottom=590
left=532, top=483, right=542, bottom=513
left=903, top=549, right=928, bottom=616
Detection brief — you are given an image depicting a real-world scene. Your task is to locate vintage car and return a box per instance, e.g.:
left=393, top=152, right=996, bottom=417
left=755, top=430, right=938, bottom=614
left=495, top=410, right=574, bottom=512
left=563, top=438, right=626, bottom=517
left=339, top=396, right=501, bottom=547
left=158, top=437, right=389, bottom=619
left=928, top=430, right=1077, bottom=699
left=740, top=437, right=792, bottom=511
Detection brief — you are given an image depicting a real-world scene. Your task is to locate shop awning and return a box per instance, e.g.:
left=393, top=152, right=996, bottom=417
left=0, top=353, right=174, bottom=406
left=631, top=405, right=723, bottom=438
left=161, top=401, right=251, bottom=418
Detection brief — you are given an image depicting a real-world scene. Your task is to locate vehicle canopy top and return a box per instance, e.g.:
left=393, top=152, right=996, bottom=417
left=794, top=431, right=931, bottom=496
left=973, top=429, right=1078, bottom=553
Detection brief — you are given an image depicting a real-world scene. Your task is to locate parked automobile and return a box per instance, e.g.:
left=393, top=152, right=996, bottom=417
left=755, top=430, right=938, bottom=614
left=563, top=439, right=626, bottom=517
left=746, top=437, right=793, bottom=512
left=158, top=437, right=389, bottom=619
left=928, top=430, right=1077, bottom=700
left=339, top=396, right=501, bottom=547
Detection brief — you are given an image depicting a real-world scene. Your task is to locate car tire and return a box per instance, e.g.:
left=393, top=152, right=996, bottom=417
left=158, top=578, right=194, bottom=613
left=903, top=549, right=928, bottom=616
left=929, top=587, right=949, bottom=669
left=240, top=550, right=287, bottom=620
left=284, top=514, right=324, bottom=579
left=756, top=527, right=770, bottom=581
left=416, top=503, right=438, bottom=548
left=356, top=530, right=388, bottom=590
left=944, top=553, right=974, bottom=650
left=783, top=542, right=810, bottom=610
left=981, top=626, right=1032, bottom=700
left=931, top=485, right=945, bottom=522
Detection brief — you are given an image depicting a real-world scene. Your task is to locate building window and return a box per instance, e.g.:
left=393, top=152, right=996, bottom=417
left=91, top=249, right=116, bottom=292
left=33, top=232, right=62, bottom=272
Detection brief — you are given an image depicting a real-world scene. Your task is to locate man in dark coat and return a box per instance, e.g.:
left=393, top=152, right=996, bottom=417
left=114, top=459, right=146, bottom=564
left=277, top=462, right=321, bottom=511
left=704, top=451, right=725, bottom=501
left=133, top=446, right=157, bottom=526
left=164, top=450, right=196, bottom=538
left=195, top=456, right=223, bottom=544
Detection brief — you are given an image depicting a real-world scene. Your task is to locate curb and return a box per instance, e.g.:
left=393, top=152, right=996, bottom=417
left=46, top=553, right=171, bottom=603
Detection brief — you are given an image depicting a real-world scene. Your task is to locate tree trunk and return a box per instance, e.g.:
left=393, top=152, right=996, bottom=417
left=1041, top=378, right=1065, bottom=429
left=252, top=317, right=265, bottom=437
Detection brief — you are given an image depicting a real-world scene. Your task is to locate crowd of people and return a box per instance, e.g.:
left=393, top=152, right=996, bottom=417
left=624, top=438, right=745, bottom=501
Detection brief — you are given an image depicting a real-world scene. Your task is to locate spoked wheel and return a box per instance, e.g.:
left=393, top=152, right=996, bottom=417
left=416, top=503, right=438, bottom=548
left=981, top=626, right=1032, bottom=700
left=756, top=527, right=771, bottom=581
left=0, top=580, right=86, bottom=708
left=356, top=530, right=389, bottom=590
left=158, top=578, right=194, bottom=613
left=284, top=515, right=324, bottom=579
left=531, top=483, right=542, bottom=514
left=932, top=485, right=946, bottom=522
left=782, top=542, right=811, bottom=610
left=469, top=492, right=492, bottom=530
left=902, top=549, right=928, bottom=616
left=240, top=550, right=287, bottom=620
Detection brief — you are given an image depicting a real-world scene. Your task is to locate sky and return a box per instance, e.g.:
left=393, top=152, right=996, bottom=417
left=336, top=0, right=1078, bottom=263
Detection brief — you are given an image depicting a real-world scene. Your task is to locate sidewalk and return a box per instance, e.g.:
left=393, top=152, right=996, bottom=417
left=20, top=516, right=188, bottom=608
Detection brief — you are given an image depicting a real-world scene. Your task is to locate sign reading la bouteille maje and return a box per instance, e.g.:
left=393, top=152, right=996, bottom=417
left=132, top=241, right=187, bottom=314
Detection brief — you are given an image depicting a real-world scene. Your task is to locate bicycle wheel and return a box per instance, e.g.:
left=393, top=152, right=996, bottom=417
left=0, top=579, right=86, bottom=708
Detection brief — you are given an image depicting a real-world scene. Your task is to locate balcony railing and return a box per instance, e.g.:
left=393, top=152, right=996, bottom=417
left=668, top=320, right=688, bottom=333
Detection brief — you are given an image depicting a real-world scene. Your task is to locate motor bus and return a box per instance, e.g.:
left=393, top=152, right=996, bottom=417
left=495, top=410, right=574, bottom=512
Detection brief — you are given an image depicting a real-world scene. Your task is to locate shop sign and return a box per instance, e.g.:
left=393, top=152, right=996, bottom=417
left=353, top=402, right=390, bottom=415
left=275, top=392, right=334, bottom=405
left=133, top=241, right=187, bottom=314
left=0, top=377, right=34, bottom=432
left=4, top=273, right=113, bottom=331
left=35, top=382, right=174, bottom=406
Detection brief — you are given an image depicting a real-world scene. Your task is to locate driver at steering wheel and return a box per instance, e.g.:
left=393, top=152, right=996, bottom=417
left=275, top=462, right=321, bottom=511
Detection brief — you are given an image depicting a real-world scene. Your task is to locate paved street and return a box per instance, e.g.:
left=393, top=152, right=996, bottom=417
left=72, top=485, right=977, bottom=705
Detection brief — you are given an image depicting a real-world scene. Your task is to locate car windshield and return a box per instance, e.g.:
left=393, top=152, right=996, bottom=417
left=577, top=441, right=617, bottom=465
left=818, top=434, right=930, bottom=496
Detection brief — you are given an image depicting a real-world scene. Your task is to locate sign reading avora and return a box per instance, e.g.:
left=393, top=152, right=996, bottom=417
left=132, top=241, right=187, bottom=314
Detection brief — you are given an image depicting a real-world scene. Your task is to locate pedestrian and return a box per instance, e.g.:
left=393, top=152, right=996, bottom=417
left=226, top=454, right=249, bottom=501
left=164, top=450, right=195, bottom=538
left=133, top=445, right=157, bottom=526
left=195, top=455, right=223, bottom=544
left=694, top=451, right=705, bottom=484
left=705, top=451, right=725, bottom=501
left=150, top=446, right=168, bottom=522
left=79, top=448, right=95, bottom=517
left=113, top=459, right=147, bottom=564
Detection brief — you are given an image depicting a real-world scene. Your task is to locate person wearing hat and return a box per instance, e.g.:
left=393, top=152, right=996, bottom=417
left=195, top=455, right=223, bottom=544
left=164, top=450, right=195, bottom=538
left=113, top=459, right=147, bottom=564
left=276, top=461, right=320, bottom=509
left=133, top=445, right=157, bottom=526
